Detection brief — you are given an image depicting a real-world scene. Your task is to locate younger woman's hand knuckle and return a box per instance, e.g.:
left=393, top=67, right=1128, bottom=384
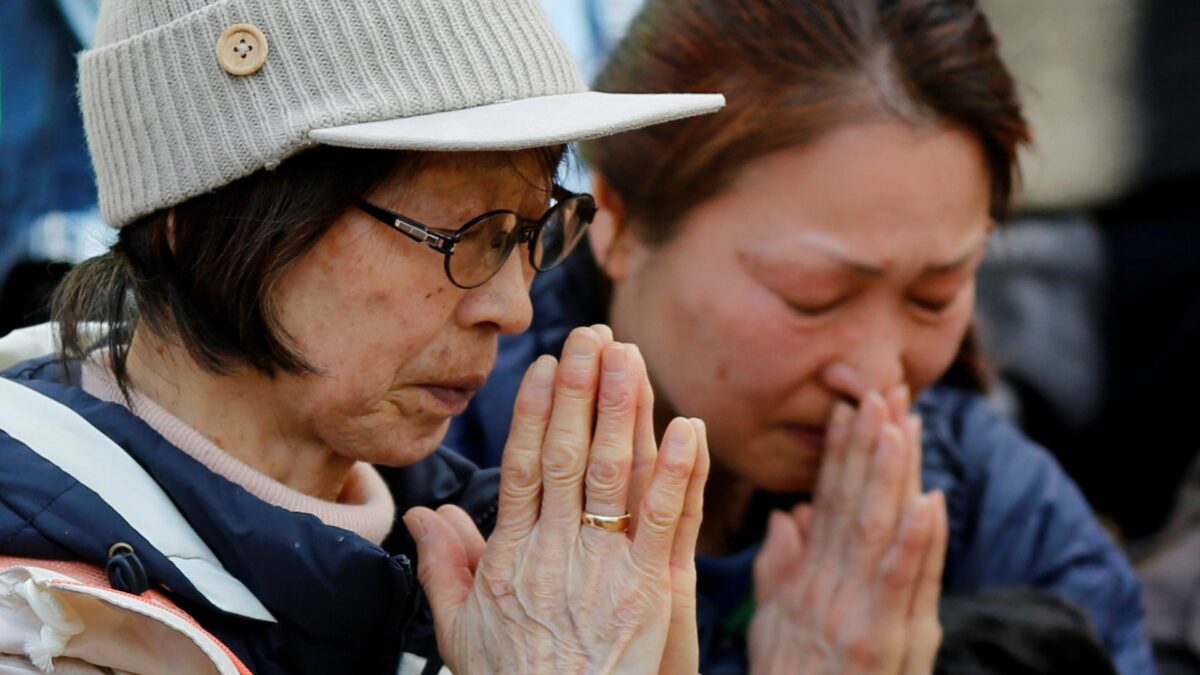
left=852, top=510, right=891, bottom=548
left=880, top=558, right=912, bottom=592
left=843, top=635, right=883, bottom=671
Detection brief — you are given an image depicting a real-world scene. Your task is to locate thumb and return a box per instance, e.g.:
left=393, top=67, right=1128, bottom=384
left=753, top=509, right=803, bottom=605
left=404, top=507, right=474, bottom=627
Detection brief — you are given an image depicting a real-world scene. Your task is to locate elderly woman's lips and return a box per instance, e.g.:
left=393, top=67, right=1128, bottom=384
left=418, top=382, right=483, bottom=414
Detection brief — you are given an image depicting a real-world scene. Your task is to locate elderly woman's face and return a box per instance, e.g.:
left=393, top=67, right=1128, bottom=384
left=269, top=152, right=548, bottom=467
left=605, top=121, right=992, bottom=493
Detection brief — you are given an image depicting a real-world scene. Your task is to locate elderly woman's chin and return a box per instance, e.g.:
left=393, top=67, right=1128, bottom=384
left=316, top=395, right=458, bottom=468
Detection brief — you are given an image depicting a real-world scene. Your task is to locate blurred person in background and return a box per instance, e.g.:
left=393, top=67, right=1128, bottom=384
left=0, top=0, right=108, bottom=337
left=448, top=0, right=1155, bottom=673
left=972, top=0, right=1200, bottom=546
left=935, top=589, right=1119, bottom=675
left=968, top=6, right=1200, bottom=670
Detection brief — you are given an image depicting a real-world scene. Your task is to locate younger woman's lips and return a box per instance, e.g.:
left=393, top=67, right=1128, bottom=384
left=785, top=424, right=827, bottom=450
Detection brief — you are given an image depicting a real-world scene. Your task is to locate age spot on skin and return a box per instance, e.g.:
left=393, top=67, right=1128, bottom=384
left=365, top=290, right=392, bottom=311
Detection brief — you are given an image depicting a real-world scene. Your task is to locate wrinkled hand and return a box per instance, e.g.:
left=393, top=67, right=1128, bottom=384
left=748, top=387, right=948, bottom=675
left=404, top=326, right=709, bottom=674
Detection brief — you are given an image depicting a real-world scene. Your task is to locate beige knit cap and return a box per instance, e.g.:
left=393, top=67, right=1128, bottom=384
left=80, top=0, right=724, bottom=228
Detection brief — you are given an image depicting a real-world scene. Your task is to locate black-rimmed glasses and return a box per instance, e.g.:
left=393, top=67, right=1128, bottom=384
left=356, top=187, right=597, bottom=289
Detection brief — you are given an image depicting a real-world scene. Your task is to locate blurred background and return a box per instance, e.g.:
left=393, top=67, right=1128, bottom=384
left=548, top=0, right=1200, bottom=552
left=2, top=0, right=1198, bottom=666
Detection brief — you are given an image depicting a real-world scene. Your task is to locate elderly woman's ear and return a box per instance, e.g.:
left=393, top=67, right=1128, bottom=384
left=589, top=173, right=652, bottom=283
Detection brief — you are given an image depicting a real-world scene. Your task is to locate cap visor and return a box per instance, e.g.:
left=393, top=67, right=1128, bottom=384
left=308, top=91, right=725, bottom=151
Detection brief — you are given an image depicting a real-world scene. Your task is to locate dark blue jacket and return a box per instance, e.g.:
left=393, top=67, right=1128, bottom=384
left=0, top=1, right=100, bottom=270
left=447, top=261, right=1157, bottom=675
left=0, top=356, right=499, bottom=675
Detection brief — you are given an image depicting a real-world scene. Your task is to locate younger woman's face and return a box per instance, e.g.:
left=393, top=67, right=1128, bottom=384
left=601, top=121, right=993, bottom=492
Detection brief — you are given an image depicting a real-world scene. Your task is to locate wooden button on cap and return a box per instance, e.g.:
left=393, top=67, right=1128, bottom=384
left=217, top=23, right=268, bottom=76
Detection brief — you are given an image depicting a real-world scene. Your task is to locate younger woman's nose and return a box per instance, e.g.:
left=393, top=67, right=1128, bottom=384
left=821, top=358, right=904, bottom=404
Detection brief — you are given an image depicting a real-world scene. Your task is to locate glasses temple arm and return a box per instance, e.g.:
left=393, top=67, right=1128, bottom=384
left=356, top=200, right=457, bottom=249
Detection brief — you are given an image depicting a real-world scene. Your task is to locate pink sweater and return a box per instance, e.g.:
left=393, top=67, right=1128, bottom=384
left=82, top=361, right=396, bottom=545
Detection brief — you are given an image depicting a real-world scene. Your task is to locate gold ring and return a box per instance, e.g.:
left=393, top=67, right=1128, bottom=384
left=581, top=512, right=631, bottom=533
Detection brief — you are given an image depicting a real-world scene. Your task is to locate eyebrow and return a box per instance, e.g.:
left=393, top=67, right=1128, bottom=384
left=791, top=233, right=989, bottom=277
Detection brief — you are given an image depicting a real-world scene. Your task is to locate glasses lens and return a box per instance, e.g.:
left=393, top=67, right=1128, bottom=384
left=449, top=212, right=521, bottom=288
left=533, top=194, right=595, bottom=271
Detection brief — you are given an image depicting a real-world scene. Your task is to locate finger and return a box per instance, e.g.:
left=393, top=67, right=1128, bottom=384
left=627, top=344, right=658, bottom=538
left=846, top=424, right=907, bottom=579
left=908, top=492, right=948, bottom=619
left=661, top=419, right=708, bottom=675
left=903, top=491, right=948, bottom=675
left=436, top=504, right=487, bottom=574
left=872, top=493, right=934, bottom=627
left=403, top=507, right=473, bottom=628
left=491, top=356, right=557, bottom=546
left=540, top=327, right=604, bottom=526
left=753, top=509, right=802, bottom=604
left=589, top=323, right=615, bottom=344
left=885, top=384, right=911, bottom=424
left=583, top=343, right=637, bottom=519
left=670, top=418, right=710, bottom=568
left=632, top=417, right=698, bottom=566
left=807, top=401, right=854, bottom=555
left=823, top=393, right=887, bottom=559
left=904, top=414, right=924, bottom=498
left=791, top=503, right=814, bottom=545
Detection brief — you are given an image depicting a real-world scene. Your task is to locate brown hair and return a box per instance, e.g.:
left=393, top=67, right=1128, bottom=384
left=580, top=0, right=1031, bottom=389
left=54, top=146, right=563, bottom=396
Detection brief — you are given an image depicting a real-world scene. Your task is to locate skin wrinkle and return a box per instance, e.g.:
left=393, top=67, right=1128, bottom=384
left=123, top=151, right=553, bottom=500
left=596, top=120, right=991, bottom=555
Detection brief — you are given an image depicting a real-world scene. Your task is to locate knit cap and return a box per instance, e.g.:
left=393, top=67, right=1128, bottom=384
left=79, top=0, right=724, bottom=227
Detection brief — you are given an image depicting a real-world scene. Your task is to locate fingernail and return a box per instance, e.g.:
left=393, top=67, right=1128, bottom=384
left=863, top=392, right=886, bottom=422
left=565, top=329, right=599, bottom=360
left=907, top=415, right=922, bottom=440
left=915, top=492, right=935, bottom=518
left=602, top=343, right=628, bottom=377
left=403, top=513, right=426, bottom=542
left=529, top=355, right=556, bottom=390
left=629, top=344, right=646, bottom=364
left=879, top=423, right=902, bottom=458
left=669, top=417, right=696, bottom=449
left=767, top=509, right=789, bottom=535
left=828, top=402, right=853, bottom=442
left=928, top=490, right=946, bottom=512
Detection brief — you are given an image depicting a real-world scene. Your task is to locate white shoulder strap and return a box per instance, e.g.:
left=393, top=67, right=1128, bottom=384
left=0, top=377, right=275, bottom=623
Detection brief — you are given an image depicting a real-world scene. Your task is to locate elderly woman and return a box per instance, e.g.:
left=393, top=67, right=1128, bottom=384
left=0, top=1, right=727, bottom=673
left=448, top=0, right=1155, bottom=674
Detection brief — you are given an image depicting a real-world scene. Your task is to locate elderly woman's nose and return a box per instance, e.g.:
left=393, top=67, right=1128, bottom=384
left=461, top=253, right=534, bottom=335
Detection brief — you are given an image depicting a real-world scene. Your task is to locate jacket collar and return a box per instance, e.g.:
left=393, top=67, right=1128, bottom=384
left=2, top=358, right=417, bottom=673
